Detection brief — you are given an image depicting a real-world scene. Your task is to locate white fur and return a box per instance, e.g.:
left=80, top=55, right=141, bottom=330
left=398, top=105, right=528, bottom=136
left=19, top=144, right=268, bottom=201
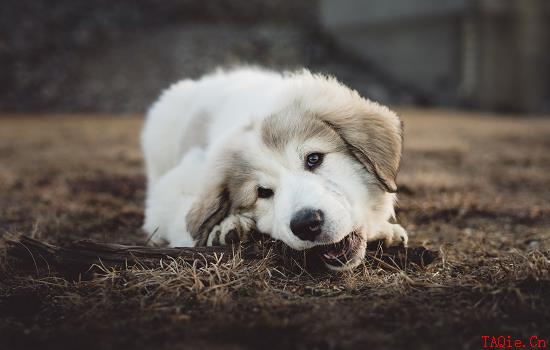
left=142, top=67, right=407, bottom=269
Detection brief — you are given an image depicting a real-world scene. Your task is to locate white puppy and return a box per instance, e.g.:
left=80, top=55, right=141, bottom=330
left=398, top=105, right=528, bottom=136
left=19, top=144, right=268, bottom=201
left=142, top=68, right=407, bottom=270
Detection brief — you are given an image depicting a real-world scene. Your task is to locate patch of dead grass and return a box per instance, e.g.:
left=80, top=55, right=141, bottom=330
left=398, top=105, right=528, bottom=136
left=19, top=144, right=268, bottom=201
left=1, top=112, right=549, bottom=349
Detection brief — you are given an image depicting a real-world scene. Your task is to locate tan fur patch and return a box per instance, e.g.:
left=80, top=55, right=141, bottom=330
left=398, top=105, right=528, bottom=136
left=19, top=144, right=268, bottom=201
left=186, top=184, right=230, bottom=246
left=316, top=105, right=403, bottom=193
left=261, top=108, right=346, bottom=154
left=261, top=102, right=402, bottom=192
left=186, top=151, right=257, bottom=245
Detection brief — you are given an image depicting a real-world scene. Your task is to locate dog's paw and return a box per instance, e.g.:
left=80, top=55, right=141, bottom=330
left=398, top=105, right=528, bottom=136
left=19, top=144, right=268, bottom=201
left=206, top=214, right=255, bottom=246
left=370, top=223, right=409, bottom=248
left=385, top=224, right=408, bottom=247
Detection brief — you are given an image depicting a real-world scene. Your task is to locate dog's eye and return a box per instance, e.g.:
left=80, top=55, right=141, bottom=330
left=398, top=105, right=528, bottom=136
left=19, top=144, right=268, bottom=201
left=306, top=153, right=324, bottom=170
left=257, top=186, right=274, bottom=199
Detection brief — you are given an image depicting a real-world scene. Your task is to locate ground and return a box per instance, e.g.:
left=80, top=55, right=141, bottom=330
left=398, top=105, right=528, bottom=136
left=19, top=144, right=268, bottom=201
left=0, top=110, right=549, bottom=350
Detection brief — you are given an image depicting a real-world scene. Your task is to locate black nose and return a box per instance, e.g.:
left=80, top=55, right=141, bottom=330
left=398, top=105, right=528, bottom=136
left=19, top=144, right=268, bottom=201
left=290, top=208, right=324, bottom=241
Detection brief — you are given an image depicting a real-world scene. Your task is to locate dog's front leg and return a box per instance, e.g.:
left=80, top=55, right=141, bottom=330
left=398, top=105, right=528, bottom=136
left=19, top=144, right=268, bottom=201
left=205, top=214, right=256, bottom=246
left=368, top=222, right=408, bottom=248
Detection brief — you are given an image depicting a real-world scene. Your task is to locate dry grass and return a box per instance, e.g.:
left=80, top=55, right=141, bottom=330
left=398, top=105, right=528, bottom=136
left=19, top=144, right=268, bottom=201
left=1, top=110, right=549, bottom=349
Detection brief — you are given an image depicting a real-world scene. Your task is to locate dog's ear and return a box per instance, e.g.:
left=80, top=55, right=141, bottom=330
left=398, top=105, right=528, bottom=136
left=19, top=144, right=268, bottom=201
left=320, top=103, right=403, bottom=193
left=186, top=182, right=231, bottom=246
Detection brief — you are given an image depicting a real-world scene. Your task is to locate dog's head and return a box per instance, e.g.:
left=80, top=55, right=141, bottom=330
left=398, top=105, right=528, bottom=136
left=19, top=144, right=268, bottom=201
left=187, top=73, right=403, bottom=270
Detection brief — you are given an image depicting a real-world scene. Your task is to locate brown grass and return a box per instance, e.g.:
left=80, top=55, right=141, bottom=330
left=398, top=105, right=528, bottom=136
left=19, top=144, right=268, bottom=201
left=1, top=110, right=549, bottom=349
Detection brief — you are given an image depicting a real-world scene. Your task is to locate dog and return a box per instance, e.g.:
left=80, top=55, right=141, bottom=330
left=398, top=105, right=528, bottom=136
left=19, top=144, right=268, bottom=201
left=142, top=67, right=408, bottom=270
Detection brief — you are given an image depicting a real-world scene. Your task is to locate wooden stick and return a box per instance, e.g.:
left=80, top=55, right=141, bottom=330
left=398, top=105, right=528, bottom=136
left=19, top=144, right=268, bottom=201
left=5, top=235, right=438, bottom=276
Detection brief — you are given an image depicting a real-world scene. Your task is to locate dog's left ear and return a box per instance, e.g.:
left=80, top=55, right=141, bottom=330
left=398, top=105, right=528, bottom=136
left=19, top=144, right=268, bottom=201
left=320, top=103, right=403, bottom=193
left=186, top=181, right=231, bottom=246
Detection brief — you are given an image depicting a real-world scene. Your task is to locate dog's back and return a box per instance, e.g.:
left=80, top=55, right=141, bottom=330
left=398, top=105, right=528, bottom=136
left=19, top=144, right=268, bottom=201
left=141, top=68, right=286, bottom=188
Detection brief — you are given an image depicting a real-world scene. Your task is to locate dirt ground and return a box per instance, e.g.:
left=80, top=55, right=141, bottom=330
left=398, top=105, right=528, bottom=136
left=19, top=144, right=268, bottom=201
left=1, top=110, right=549, bottom=350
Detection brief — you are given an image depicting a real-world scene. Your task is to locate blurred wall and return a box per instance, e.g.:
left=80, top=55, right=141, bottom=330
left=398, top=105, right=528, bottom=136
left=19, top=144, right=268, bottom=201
left=0, top=0, right=320, bottom=113
left=2, top=0, right=548, bottom=114
left=321, top=0, right=550, bottom=113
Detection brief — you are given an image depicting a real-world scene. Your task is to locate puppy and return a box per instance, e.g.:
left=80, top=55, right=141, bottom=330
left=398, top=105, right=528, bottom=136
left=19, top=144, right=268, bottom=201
left=142, top=68, right=408, bottom=270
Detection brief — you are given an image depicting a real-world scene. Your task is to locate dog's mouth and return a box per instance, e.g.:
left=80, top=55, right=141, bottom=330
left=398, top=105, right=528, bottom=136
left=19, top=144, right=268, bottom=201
left=314, top=232, right=362, bottom=267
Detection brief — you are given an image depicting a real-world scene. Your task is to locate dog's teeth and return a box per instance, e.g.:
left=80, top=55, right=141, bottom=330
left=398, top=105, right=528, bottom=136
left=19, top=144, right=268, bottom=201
left=324, top=252, right=339, bottom=259
left=323, top=250, right=346, bottom=260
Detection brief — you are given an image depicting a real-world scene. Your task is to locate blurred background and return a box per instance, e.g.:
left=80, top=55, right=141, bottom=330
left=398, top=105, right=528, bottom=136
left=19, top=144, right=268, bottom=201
left=1, top=3, right=550, bottom=348
left=1, top=0, right=549, bottom=114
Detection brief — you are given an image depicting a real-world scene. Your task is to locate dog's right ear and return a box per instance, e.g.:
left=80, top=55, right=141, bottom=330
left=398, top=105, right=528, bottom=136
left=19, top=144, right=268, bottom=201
left=186, top=182, right=231, bottom=246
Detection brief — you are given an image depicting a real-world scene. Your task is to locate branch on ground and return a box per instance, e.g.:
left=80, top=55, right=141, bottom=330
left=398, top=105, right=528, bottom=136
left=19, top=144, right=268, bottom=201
left=5, top=235, right=438, bottom=277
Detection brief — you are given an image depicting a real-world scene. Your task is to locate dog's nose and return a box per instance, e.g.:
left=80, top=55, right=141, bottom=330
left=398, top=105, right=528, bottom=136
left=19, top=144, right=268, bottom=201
left=290, top=208, right=324, bottom=241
